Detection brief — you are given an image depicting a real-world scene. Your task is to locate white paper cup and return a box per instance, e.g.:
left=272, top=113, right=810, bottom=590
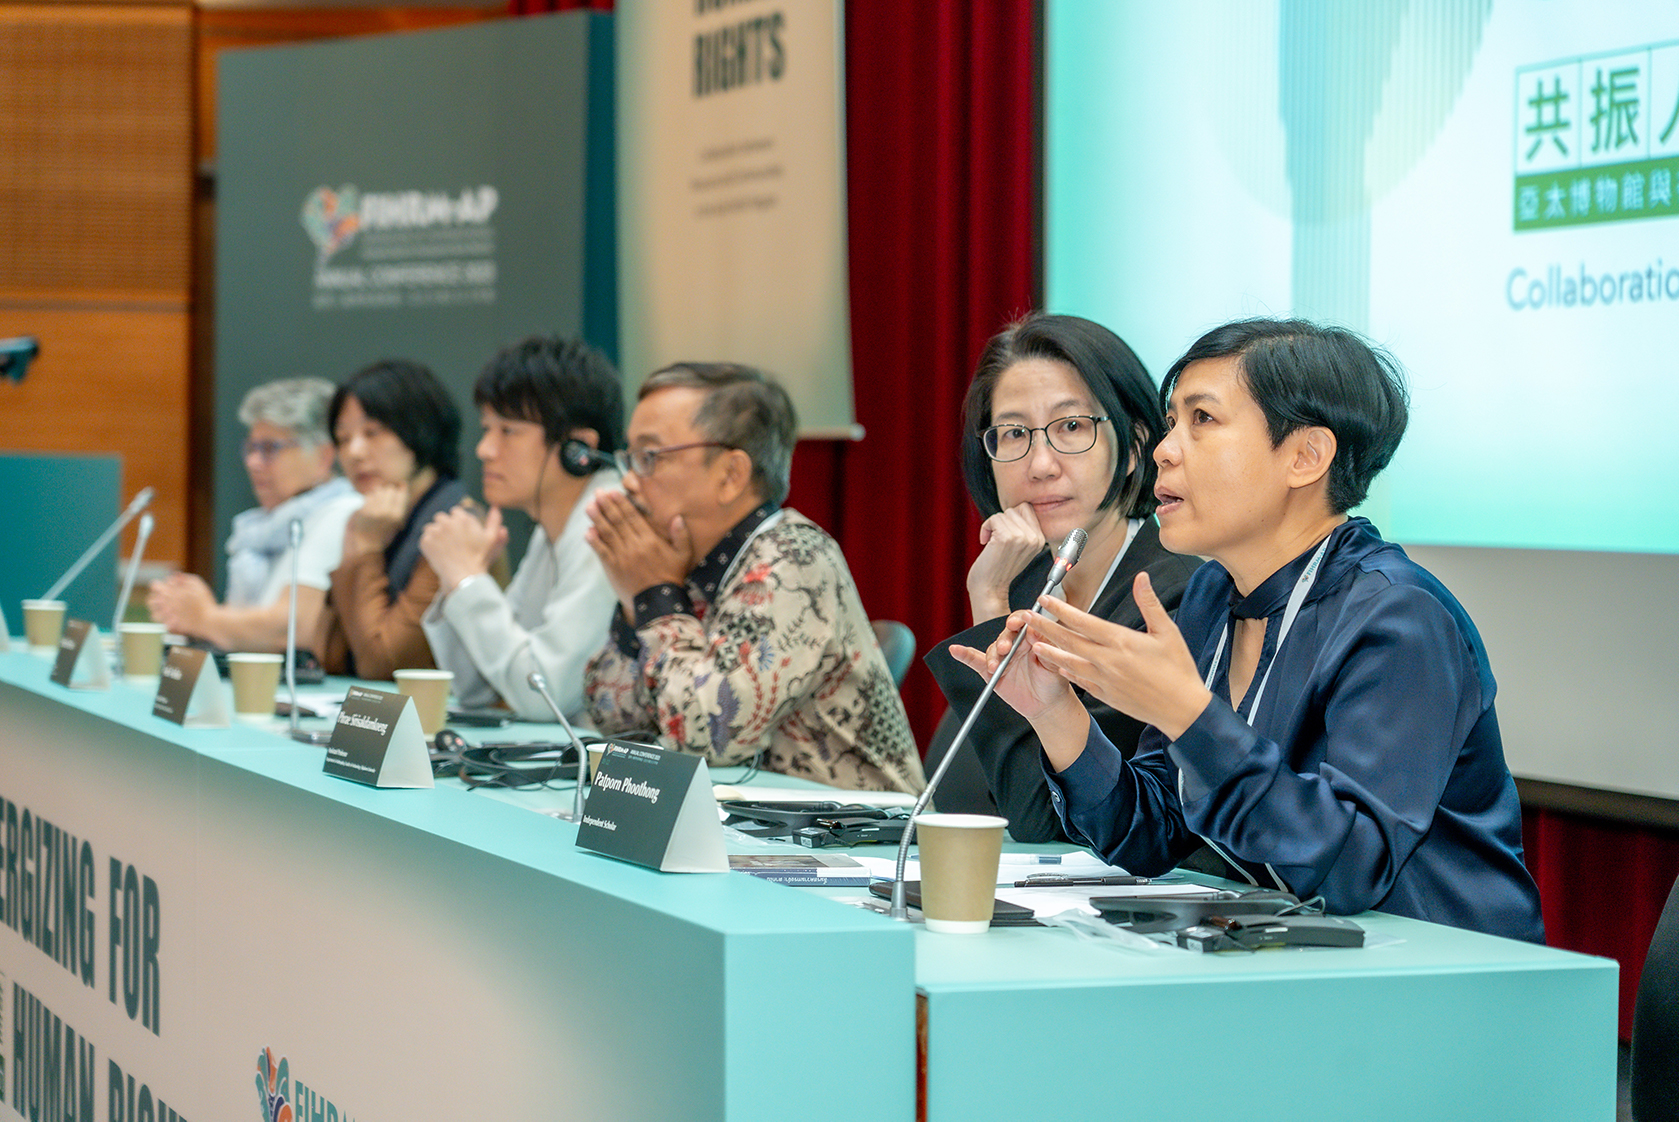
left=119, top=622, right=166, bottom=679
left=22, top=599, right=67, bottom=655
left=913, top=813, right=1009, bottom=934
left=393, top=669, right=453, bottom=736
left=227, top=653, right=283, bottom=721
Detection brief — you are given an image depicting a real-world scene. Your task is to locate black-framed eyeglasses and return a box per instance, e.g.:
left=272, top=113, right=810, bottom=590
left=241, top=438, right=301, bottom=461
left=614, top=441, right=732, bottom=477
left=980, top=416, right=1109, bottom=462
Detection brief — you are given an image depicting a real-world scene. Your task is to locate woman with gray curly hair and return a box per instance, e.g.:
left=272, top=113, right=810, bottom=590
left=147, top=377, right=361, bottom=651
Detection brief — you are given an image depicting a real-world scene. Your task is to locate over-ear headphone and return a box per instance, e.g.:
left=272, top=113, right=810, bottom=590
left=559, top=439, right=615, bottom=478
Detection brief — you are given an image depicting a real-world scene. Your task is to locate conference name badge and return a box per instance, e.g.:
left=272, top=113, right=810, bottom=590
left=322, top=685, right=434, bottom=789
left=151, top=646, right=229, bottom=728
left=50, top=619, right=111, bottom=690
left=576, top=743, right=727, bottom=873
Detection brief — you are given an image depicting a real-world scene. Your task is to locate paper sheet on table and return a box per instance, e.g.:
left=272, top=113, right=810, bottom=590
left=997, top=851, right=1124, bottom=872
left=710, top=784, right=918, bottom=808
left=285, top=689, right=345, bottom=720
left=852, top=854, right=1211, bottom=888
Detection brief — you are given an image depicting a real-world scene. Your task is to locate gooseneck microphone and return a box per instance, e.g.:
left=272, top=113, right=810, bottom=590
left=527, top=671, right=590, bottom=823
left=42, top=486, right=155, bottom=603
left=888, top=528, right=1088, bottom=922
left=559, top=440, right=615, bottom=478
left=283, top=519, right=328, bottom=745
left=286, top=519, right=303, bottom=739
left=111, top=512, right=154, bottom=668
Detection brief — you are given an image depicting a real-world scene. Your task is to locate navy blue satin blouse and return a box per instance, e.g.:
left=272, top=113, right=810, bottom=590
left=1046, top=517, right=1545, bottom=943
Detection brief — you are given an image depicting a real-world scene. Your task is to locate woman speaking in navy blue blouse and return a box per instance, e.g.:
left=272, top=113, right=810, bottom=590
left=952, top=318, right=1545, bottom=943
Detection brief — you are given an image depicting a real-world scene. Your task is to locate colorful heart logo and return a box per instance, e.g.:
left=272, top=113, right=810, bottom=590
left=300, top=186, right=362, bottom=263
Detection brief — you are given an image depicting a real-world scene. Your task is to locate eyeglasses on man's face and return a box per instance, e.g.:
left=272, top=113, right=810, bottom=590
left=980, top=415, right=1109, bottom=462
left=241, top=438, right=301, bottom=461
left=613, top=441, right=732, bottom=477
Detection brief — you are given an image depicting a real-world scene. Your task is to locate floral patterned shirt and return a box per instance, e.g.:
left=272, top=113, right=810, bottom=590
left=583, top=505, right=925, bottom=794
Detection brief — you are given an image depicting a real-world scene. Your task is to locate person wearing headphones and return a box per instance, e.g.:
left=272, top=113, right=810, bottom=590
left=419, top=336, right=624, bottom=721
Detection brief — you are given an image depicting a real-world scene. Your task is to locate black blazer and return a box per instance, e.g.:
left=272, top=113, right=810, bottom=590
left=922, top=519, right=1201, bottom=843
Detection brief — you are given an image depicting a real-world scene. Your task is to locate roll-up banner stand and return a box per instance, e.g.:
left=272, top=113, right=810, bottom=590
left=617, top=0, right=857, bottom=437
left=213, top=13, right=616, bottom=583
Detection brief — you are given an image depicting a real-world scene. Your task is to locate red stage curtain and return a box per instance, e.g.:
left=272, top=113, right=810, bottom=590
left=804, top=0, right=1037, bottom=743
left=1525, top=808, right=1679, bottom=1038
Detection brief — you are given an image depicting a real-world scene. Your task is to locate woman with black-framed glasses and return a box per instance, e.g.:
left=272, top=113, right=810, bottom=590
left=922, top=312, right=1201, bottom=842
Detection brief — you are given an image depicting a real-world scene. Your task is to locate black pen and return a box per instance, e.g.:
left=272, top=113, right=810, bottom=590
left=1013, top=874, right=1150, bottom=887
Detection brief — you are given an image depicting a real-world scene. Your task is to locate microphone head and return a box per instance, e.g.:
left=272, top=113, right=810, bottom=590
left=289, top=517, right=303, bottom=547
left=526, top=671, right=548, bottom=692
left=1059, top=527, right=1089, bottom=568
left=126, top=486, right=156, bottom=515
left=137, top=512, right=155, bottom=538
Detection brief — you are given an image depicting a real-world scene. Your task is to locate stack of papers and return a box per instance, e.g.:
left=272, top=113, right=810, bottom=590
left=849, top=852, right=1220, bottom=919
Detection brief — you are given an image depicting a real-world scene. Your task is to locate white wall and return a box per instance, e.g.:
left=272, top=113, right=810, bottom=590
left=1408, top=544, right=1679, bottom=804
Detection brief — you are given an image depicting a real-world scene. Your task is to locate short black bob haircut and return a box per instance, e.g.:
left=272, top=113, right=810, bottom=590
left=961, top=312, right=1164, bottom=520
left=638, top=362, right=797, bottom=508
left=1160, top=318, right=1409, bottom=514
left=474, top=335, right=625, bottom=456
left=330, top=358, right=462, bottom=480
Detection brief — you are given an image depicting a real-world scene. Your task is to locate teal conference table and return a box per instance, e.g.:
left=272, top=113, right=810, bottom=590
left=0, top=651, right=1617, bottom=1120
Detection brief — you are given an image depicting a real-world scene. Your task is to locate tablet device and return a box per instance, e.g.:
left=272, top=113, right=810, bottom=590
left=867, top=881, right=1041, bottom=926
left=1089, top=892, right=1299, bottom=933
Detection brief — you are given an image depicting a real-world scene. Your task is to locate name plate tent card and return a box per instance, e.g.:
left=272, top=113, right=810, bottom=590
left=322, top=685, right=434, bottom=789
left=152, top=646, right=230, bottom=728
left=49, top=619, right=110, bottom=690
left=576, top=742, right=728, bottom=873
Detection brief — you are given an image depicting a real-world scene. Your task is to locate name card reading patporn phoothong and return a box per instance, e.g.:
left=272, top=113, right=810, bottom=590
left=575, top=742, right=727, bottom=873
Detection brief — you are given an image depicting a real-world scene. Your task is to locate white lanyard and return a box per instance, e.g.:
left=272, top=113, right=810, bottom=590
left=1184, top=533, right=1332, bottom=890
left=1202, top=533, right=1332, bottom=719
left=1048, top=518, right=1141, bottom=610
left=716, top=509, right=785, bottom=595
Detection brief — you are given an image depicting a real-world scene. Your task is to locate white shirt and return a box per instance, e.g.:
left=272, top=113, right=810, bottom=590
left=422, top=472, right=619, bottom=720
left=253, top=491, right=364, bottom=606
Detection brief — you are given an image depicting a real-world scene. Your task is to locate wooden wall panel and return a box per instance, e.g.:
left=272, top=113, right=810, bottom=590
left=0, top=2, right=192, bottom=570
left=0, top=306, right=188, bottom=563
left=0, top=4, right=191, bottom=295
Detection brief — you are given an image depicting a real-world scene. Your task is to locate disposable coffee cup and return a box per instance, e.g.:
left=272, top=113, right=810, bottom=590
left=913, top=813, right=1009, bottom=934
left=393, top=669, right=453, bottom=736
left=227, top=653, right=283, bottom=721
left=119, top=622, right=166, bottom=680
left=22, top=599, right=67, bottom=655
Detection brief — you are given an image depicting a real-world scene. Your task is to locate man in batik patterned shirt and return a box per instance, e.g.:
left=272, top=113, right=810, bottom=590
left=582, top=363, right=924, bottom=794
